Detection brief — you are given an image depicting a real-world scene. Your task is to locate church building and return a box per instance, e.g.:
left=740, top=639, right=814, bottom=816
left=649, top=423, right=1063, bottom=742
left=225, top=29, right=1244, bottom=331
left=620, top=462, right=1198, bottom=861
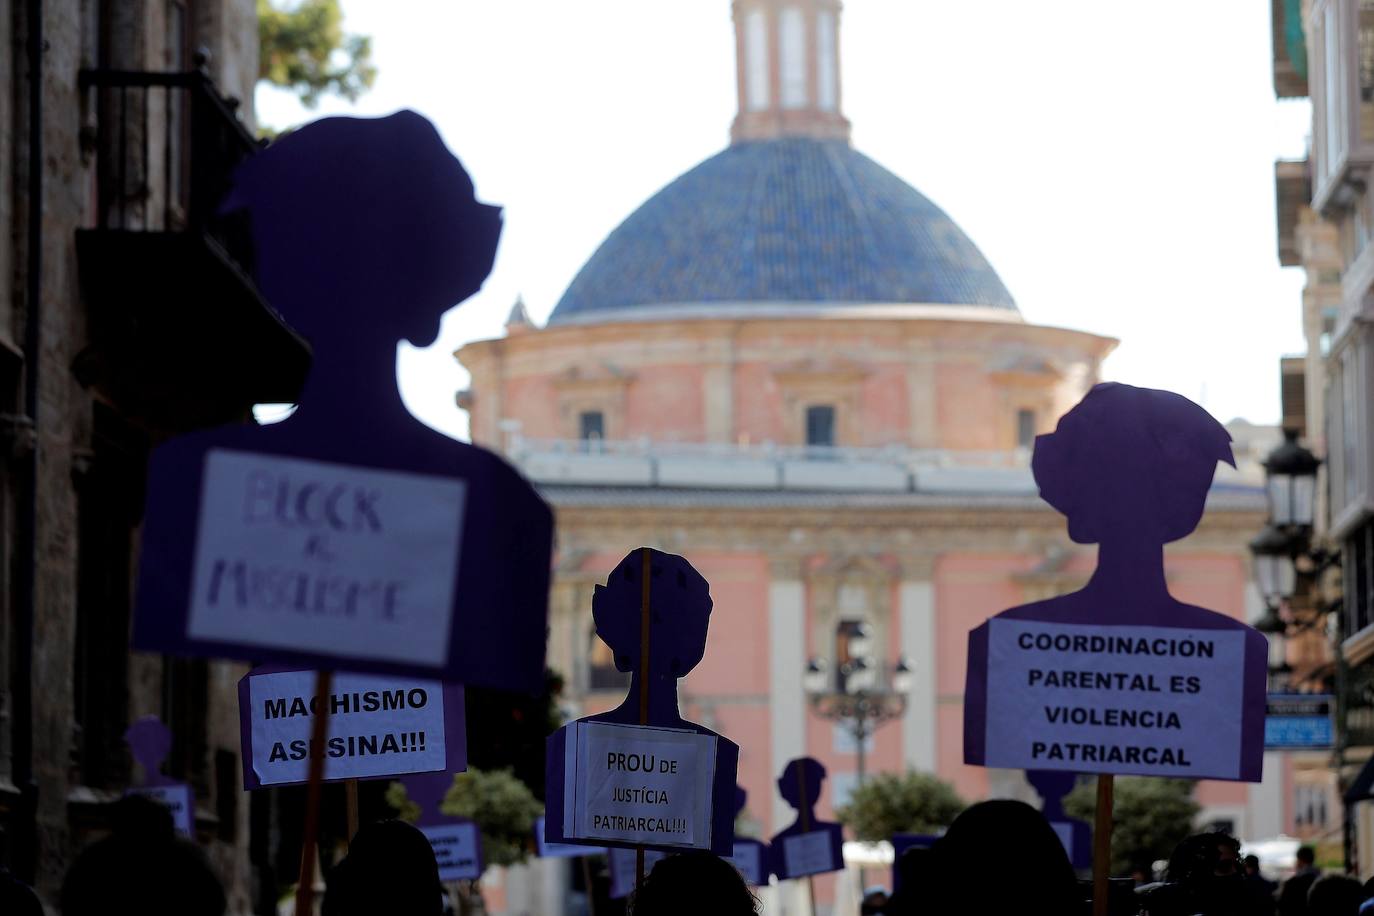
left=457, top=0, right=1273, bottom=907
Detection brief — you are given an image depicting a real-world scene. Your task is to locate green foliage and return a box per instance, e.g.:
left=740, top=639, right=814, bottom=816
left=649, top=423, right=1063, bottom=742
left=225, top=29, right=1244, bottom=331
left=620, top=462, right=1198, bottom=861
left=1064, top=777, right=1200, bottom=875
left=258, top=0, right=376, bottom=107
left=388, top=767, right=543, bottom=869
left=835, top=771, right=966, bottom=842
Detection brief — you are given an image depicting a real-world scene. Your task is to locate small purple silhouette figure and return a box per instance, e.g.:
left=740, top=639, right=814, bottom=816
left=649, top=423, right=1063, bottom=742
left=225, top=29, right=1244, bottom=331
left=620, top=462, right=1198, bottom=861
left=964, top=383, right=1268, bottom=781
left=730, top=785, right=769, bottom=886
left=1026, top=770, right=1091, bottom=869
left=132, top=111, right=552, bottom=691
left=545, top=548, right=740, bottom=855
left=125, top=716, right=175, bottom=787
left=767, top=757, right=844, bottom=880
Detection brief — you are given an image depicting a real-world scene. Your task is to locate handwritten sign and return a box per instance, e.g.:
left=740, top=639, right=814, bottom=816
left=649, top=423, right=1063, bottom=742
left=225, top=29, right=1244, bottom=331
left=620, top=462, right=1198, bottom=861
left=561, top=721, right=717, bottom=851
left=730, top=839, right=768, bottom=886
left=609, top=848, right=667, bottom=899
left=782, top=830, right=843, bottom=878
left=126, top=784, right=194, bottom=837
left=188, top=451, right=465, bottom=665
left=423, top=821, right=482, bottom=881
left=238, top=667, right=464, bottom=788
left=535, top=815, right=604, bottom=858
left=979, top=619, right=1247, bottom=778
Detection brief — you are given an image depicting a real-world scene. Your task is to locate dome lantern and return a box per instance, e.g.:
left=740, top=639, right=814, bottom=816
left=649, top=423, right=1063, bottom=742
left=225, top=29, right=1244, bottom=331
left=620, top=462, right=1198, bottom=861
left=731, top=0, right=852, bottom=144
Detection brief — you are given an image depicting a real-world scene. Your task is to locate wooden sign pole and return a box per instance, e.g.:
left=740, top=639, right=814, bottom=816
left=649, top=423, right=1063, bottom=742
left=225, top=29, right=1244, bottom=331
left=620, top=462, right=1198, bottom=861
left=1092, top=774, right=1114, bottom=916
left=635, top=547, right=652, bottom=894
left=345, top=778, right=360, bottom=843
left=295, top=669, right=334, bottom=916
left=797, top=766, right=818, bottom=916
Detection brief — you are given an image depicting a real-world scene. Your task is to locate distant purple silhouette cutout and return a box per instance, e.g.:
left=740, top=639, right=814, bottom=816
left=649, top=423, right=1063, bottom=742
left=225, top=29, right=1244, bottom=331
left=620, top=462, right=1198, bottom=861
left=124, top=715, right=195, bottom=837
left=545, top=548, right=740, bottom=855
left=730, top=785, right=769, bottom=886
left=131, top=111, right=552, bottom=691
left=965, top=383, right=1267, bottom=781
left=767, top=757, right=844, bottom=880
left=401, top=771, right=484, bottom=881
left=1027, top=769, right=1091, bottom=869
left=126, top=716, right=175, bottom=787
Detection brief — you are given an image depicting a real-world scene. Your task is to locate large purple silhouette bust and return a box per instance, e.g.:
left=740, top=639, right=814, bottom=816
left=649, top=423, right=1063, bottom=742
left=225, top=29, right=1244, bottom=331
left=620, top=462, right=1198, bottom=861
left=545, top=548, right=739, bottom=855
left=132, top=112, right=552, bottom=691
left=965, top=383, right=1267, bottom=781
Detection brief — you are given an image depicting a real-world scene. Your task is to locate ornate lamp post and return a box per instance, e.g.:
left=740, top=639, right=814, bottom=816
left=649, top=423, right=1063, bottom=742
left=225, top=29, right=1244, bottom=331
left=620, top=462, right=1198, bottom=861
left=803, top=622, right=914, bottom=788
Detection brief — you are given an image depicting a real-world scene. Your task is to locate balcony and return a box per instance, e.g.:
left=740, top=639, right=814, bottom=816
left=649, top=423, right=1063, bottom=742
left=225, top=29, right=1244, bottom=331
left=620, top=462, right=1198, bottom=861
left=508, top=436, right=1037, bottom=494
left=74, top=68, right=310, bottom=432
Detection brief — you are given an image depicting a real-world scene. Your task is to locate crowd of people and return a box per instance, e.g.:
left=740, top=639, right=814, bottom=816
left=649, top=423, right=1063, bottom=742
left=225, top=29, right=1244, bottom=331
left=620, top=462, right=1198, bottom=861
left=5, top=794, right=1374, bottom=915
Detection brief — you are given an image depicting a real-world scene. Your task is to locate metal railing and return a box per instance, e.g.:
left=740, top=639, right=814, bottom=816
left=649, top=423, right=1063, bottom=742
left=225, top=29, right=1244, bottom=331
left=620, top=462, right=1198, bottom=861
left=79, top=67, right=260, bottom=261
left=508, top=435, right=1031, bottom=469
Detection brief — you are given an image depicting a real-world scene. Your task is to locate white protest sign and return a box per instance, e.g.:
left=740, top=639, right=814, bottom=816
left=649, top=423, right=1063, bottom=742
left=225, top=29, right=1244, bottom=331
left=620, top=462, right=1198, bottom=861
left=423, top=822, right=482, bottom=881
left=609, top=848, right=667, bottom=899
left=783, top=831, right=836, bottom=877
left=729, top=841, right=766, bottom=886
left=983, top=620, right=1247, bottom=777
left=246, top=669, right=447, bottom=785
left=562, top=721, right=718, bottom=850
left=187, top=450, right=466, bottom=665
left=126, top=784, right=194, bottom=838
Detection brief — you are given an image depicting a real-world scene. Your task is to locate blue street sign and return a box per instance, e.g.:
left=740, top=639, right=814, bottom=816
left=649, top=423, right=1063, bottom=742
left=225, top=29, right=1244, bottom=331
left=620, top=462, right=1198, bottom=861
left=1264, top=694, right=1334, bottom=749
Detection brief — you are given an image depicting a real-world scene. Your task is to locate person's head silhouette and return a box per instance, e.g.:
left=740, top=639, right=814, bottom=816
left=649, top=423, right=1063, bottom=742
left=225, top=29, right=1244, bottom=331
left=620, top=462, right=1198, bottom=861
left=777, top=758, right=825, bottom=815
left=222, top=110, right=500, bottom=351
left=592, top=549, right=712, bottom=682
left=629, top=852, right=759, bottom=916
left=931, top=800, right=1080, bottom=915
left=323, top=819, right=443, bottom=916
left=1031, top=383, right=1233, bottom=547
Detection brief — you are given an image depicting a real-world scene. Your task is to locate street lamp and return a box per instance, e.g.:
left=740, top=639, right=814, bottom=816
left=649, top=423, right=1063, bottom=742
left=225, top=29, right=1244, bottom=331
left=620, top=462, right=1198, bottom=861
left=1250, top=522, right=1298, bottom=631
left=803, top=622, right=913, bottom=789
left=1263, top=428, right=1321, bottom=529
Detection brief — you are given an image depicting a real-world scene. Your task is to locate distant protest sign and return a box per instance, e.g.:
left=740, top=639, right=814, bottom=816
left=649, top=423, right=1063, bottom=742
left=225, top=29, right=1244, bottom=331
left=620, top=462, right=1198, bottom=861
left=544, top=550, right=740, bottom=857
left=560, top=721, right=718, bottom=850
left=124, top=716, right=194, bottom=838
left=768, top=758, right=845, bottom=881
left=423, top=820, right=482, bottom=881
left=730, top=839, right=768, bottom=886
left=238, top=667, right=464, bottom=789
left=963, top=384, right=1267, bottom=783
left=126, top=783, right=194, bottom=838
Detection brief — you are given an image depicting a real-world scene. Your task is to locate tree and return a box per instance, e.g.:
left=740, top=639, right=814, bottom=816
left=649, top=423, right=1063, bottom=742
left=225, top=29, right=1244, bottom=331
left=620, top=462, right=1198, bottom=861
left=1064, top=777, right=1199, bottom=875
left=835, top=771, right=966, bottom=842
left=258, top=0, right=376, bottom=108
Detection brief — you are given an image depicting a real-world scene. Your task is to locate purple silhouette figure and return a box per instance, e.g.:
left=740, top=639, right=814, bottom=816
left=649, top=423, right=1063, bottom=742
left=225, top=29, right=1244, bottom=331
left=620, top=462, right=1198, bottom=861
left=545, top=548, right=740, bottom=855
left=965, top=383, right=1267, bottom=781
left=400, top=771, right=484, bottom=881
left=767, top=757, right=844, bottom=880
left=1027, top=770, right=1091, bottom=869
left=730, top=785, right=769, bottom=886
left=125, top=716, right=175, bottom=787
left=131, top=112, right=552, bottom=691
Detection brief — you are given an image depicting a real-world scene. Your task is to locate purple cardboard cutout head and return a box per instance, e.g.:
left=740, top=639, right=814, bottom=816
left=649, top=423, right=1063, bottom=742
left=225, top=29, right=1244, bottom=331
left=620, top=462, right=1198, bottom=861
left=1032, top=383, right=1234, bottom=546
left=769, top=757, right=845, bottom=879
left=593, top=548, right=712, bottom=681
left=221, top=110, right=500, bottom=350
left=125, top=715, right=174, bottom=787
left=964, top=384, right=1268, bottom=782
left=777, top=757, right=826, bottom=814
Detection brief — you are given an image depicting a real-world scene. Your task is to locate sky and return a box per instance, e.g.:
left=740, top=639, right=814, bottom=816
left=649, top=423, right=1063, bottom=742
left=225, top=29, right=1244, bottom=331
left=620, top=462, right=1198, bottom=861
left=256, top=0, right=1311, bottom=441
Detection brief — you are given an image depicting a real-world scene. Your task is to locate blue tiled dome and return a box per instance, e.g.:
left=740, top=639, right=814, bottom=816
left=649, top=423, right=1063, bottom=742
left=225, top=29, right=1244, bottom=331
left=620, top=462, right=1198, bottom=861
left=549, top=139, right=1017, bottom=324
